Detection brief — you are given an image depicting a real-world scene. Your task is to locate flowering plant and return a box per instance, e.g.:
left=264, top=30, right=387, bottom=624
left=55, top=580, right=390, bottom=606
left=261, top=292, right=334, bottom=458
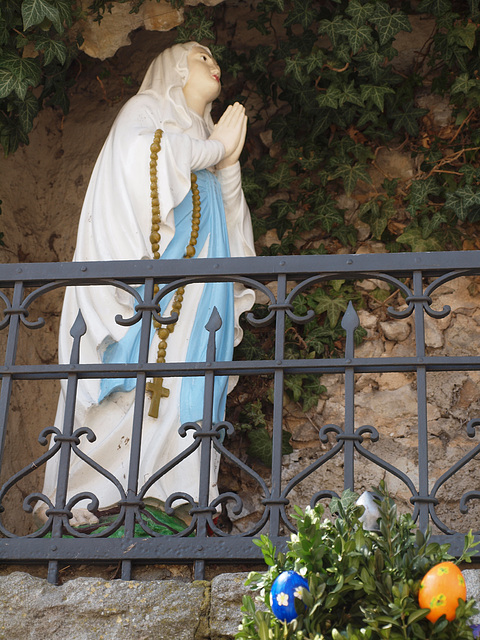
left=237, top=486, right=479, bottom=639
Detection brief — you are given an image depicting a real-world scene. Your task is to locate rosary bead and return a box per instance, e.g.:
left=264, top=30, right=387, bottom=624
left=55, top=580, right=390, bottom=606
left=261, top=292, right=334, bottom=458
left=185, top=245, right=195, bottom=258
left=152, top=223, right=159, bottom=232
left=157, top=348, right=167, bottom=358
left=153, top=251, right=160, bottom=259
left=150, top=232, right=160, bottom=243
left=190, top=237, right=197, bottom=246
left=191, top=230, right=199, bottom=239
left=159, top=340, right=168, bottom=350
left=152, top=243, right=159, bottom=252
left=168, top=324, right=175, bottom=333
left=158, top=328, right=169, bottom=340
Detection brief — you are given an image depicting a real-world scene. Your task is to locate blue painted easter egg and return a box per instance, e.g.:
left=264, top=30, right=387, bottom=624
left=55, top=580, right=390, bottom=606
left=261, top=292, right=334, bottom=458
left=270, top=570, right=309, bottom=622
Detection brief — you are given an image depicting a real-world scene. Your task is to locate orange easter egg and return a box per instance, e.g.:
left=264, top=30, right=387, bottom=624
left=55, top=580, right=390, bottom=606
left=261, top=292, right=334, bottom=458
left=418, top=561, right=466, bottom=623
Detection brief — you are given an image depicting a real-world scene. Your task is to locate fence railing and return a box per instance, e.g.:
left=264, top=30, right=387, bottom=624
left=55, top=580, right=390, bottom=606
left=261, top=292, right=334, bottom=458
left=0, top=251, right=479, bottom=584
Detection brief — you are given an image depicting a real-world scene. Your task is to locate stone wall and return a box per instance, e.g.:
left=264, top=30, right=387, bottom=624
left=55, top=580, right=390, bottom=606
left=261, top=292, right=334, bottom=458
left=0, top=569, right=479, bottom=639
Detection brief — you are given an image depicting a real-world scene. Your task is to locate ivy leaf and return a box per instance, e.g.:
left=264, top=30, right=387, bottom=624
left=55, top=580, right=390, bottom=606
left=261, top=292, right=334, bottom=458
left=265, top=163, right=293, bottom=188
left=360, top=198, right=395, bottom=240
left=285, top=54, right=306, bottom=83
left=0, top=17, right=9, bottom=46
left=318, top=15, right=344, bottom=47
left=417, top=0, right=451, bottom=16
left=339, top=20, right=373, bottom=54
left=54, top=0, right=73, bottom=28
left=421, top=210, right=447, bottom=238
left=284, top=0, right=317, bottom=29
left=451, top=72, right=479, bottom=95
left=345, top=0, right=374, bottom=27
left=445, top=186, right=480, bottom=220
left=176, top=10, right=215, bottom=42
left=35, top=36, right=67, bottom=65
left=247, top=427, right=292, bottom=465
left=396, top=226, right=443, bottom=251
left=316, top=198, right=344, bottom=232
left=18, top=91, right=39, bottom=132
left=360, top=84, right=395, bottom=111
left=390, top=103, right=428, bottom=135
left=329, top=162, right=372, bottom=196
left=0, top=53, right=41, bottom=100
left=22, top=0, right=61, bottom=32
left=450, top=22, right=477, bottom=50
left=371, top=2, right=411, bottom=45
left=311, top=109, right=333, bottom=138
left=314, top=292, right=349, bottom=328
left=340, top=80, right=364, bottom=108
left=317, top=86, right=342, bottom=108
left=408, top=177, right=442, bottom=208
left=0, top=69, right=17, bottom=99
left=305, top=49, right=325, bottom=74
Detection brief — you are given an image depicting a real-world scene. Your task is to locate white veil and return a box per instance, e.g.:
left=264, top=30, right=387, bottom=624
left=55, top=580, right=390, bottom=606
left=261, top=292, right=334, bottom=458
left=138, top=42, right=216, bottom=137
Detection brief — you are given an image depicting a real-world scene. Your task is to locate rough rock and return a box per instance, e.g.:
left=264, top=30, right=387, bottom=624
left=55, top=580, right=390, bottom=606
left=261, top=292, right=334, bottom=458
left=210, top=572, right=254, bottom=640
left=76, top=0, right=225, bottom=60
left=0, top=572, right=210, bottom=640
left=380, top=320, right=411, bottom=342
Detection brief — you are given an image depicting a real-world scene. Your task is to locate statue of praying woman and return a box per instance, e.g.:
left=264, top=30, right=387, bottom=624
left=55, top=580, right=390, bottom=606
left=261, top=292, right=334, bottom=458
left=35, top=42, right=255, bottom=527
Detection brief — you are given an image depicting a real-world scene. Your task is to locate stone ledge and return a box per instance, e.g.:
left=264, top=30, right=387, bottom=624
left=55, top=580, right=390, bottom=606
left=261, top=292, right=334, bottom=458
left=0, top=571, right=251, bottom=640
left=0, top=569, right=479, bottom=639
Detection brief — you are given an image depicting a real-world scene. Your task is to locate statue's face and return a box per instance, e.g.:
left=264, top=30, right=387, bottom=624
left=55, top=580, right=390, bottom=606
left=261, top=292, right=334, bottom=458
left=183, top=46, right=221, bottom=106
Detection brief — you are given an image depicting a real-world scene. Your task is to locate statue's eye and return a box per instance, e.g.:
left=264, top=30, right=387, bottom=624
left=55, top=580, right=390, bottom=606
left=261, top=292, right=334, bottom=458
left=201, top=55, right=207, bottom=61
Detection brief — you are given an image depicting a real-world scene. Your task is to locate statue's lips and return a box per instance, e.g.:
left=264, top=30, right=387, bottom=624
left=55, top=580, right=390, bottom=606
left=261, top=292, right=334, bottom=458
left=212, top=74, right=220, bottom=82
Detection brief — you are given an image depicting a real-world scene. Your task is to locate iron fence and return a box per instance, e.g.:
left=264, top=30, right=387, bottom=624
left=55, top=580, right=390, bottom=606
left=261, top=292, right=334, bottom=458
left=0, top=251, right=479, bottom=583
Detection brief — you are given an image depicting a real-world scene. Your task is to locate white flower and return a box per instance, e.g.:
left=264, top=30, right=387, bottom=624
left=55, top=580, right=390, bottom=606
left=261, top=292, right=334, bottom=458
left=276, top=592, right=289, bottom=607
left=294, top=587, right=303, bottom=599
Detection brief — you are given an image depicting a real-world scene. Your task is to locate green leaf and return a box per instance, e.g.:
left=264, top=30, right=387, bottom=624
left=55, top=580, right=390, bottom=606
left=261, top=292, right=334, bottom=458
left=408, top=177, right=442, bottom=208
left=265, top=163, right=292, bottom=188
left=0, top=52, right=42, bottom=100
left=305, top=49, right=325, bottom=74
left=316, top=198, right=344, bottom=232
left=340, top=80, right=364, bottom=108
left=391, top=103, right=428, bottom=136
left=18, top=91, right=38, bottom=132
left=22, top=0, right=61, bottom=32
left=450, top=22, right=477, bottom=50
left=360, top=84, right=395, bottom=111
left=314, top=292, right=348, bottom=327
left=284, top=0, right=316, bottom=29
left=246, top=427, right=292, bottom=465
left=318, top=15, right=344, bottom=47
left=0, top=68, right=17, bottom=99
left=396, top=226, right=443, bottom=251
left=371, top=2, right=411, bottom=45
left=339, top=20, right=373, bottom=54
left=317, top=85, right=343, bottom=108
left=417, top=0, right=451, bottom=15
left=0, top=16, right=9, bottom=46
left=34, top=36, right=67, bottom=65
left=451, top=72, right=480, bottom=95
left=285, top=54, right=306, bottom=83
left=407, top=608, right=430, bottom=625
left=345, top=0, right=374, bottom=27
left=329, top=161, right=372, bottom=196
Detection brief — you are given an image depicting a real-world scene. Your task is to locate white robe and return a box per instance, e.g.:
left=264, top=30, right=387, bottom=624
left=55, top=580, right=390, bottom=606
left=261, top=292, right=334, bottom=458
left=39, top=91, right=255, bottom=513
